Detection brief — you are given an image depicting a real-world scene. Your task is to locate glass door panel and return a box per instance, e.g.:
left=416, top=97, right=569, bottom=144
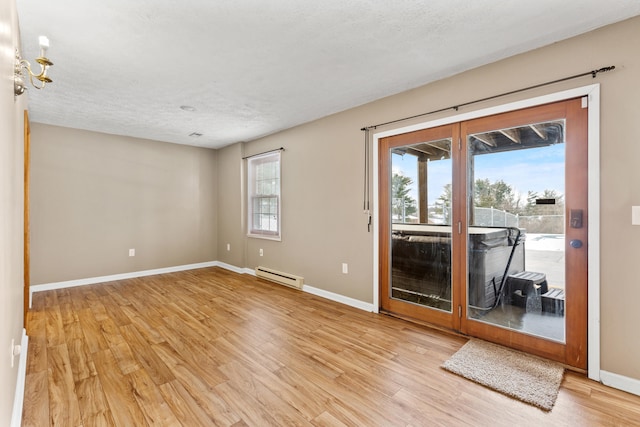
left=466, top=120, right=566, bottom=342
left=390, top=138, right=453, bottom=312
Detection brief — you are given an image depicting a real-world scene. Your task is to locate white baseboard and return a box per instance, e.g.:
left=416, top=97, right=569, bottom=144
left=600, top=370, right=640, bottom=397
left=302, top=285, right=375, bottom=312
left=214, top=262, right=251, bottom=275
left=11, top=329, right=28, bottom=427
left=30, top=261, right=219, bottom=295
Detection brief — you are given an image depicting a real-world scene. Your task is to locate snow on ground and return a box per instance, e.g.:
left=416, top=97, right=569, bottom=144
left=524, top=233, right=564, bottom=251
left=523, top=234, right=565, bottom=288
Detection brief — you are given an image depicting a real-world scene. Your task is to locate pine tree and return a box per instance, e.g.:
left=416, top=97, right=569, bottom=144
left=391, top=173, right=417, bottom=221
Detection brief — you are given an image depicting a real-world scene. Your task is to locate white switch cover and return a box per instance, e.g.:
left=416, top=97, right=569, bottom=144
left=342, top=263, right=348, bottom=274
left=259, top=248, right=264, bottom=256
left=227, top=243, right=231, bottom=251
left=633, top=206, right=640, bottom=225
left=129, top=248, right=135, bottom=256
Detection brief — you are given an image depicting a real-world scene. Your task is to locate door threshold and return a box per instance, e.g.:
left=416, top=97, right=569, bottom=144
left=379, top=309, right=466, bottom=339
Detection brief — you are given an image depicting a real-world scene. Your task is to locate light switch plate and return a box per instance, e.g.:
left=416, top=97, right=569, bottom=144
left=632, top=206, right=640, bottom=225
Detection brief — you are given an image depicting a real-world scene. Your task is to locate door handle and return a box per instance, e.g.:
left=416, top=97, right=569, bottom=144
left=570, top=239, right=583, bottom=249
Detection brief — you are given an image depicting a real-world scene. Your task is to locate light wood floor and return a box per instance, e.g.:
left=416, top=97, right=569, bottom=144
left=22, top=267, right=640, bottom=426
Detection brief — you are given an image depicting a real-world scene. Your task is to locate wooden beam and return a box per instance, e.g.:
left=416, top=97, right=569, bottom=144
left=499, top=128, right=521, bottom=143
left=529, top=124, right=548, bottom=140
left=472, top=134, right=497, bottom=147
left=418, top=159, right=428, bottom=223
left=405, top=147, right=434, bottom=158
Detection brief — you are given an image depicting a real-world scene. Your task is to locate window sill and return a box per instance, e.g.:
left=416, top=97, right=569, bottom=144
left=247, top=233, right=281, bottom=241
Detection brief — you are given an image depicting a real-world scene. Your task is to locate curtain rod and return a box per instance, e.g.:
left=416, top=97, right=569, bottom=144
left=242, top=147, right=285, bottom=160
left=360, top=65, right=615, bottom=131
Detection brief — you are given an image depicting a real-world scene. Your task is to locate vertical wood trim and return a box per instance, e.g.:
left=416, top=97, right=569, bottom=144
left=418, top=159, right=428, bottom=223
left=24, top=110, right=30, bottom=327
left=455, top=125, right=467, bottom=333
left=564, top=97, right=589, bottom=369
left=378, top=137, right=391, bottom=310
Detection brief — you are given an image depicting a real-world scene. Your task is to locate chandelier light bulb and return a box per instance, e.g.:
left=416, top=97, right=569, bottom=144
left=38, top=35, right=49, bottom=49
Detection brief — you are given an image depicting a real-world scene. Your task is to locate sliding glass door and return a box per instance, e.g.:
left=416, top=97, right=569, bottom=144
left=379, top=99, right=588, bottom=368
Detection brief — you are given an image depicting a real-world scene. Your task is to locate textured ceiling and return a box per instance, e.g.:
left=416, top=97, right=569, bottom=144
left=17, top=0, right=640, bottom=149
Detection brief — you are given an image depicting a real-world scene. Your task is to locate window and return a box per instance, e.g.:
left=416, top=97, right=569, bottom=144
left=247, top=151, right=281, bottom=240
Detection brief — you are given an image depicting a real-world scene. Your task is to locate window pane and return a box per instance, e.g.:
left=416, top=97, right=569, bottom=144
left=247, top=152, right=280, bottom=238
left=248, top=151, right=281, bottom=238
left=390, top=138, right=453, bottom=312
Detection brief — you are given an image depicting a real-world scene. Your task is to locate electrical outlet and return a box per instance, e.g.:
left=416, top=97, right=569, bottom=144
left=259, top=248, right=264, bottom=257
left=10, top=339, right=21, bottom=368
left=129, top=248, right=135, bottom=257
left=227, top=243, right=231, bottom=251
left=342, top=263, right=348, bottom=274
left=633, top=206, right=640, bottom=225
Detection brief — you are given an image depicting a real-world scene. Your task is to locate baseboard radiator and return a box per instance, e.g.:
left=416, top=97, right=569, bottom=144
left=255, top=266, right=304, bottom=290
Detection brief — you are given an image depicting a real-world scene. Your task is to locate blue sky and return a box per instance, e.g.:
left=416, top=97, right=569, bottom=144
left=392, top=143, right=565, bottom=206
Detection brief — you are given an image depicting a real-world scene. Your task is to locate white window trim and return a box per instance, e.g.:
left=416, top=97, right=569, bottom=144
left=247, top=151, right=282, bottom=241
left=372, top=84, right=600, bottom=380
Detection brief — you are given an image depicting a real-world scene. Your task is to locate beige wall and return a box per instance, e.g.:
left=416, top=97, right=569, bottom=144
left=0, top=0, right=28, bottom=423
left=216, top=142, right=246, bottom=267
left=240, top=120, right=375, bottom=302
left=30, top=125, right=218, bottom=284
left=219, top=16, right=640, bottom=380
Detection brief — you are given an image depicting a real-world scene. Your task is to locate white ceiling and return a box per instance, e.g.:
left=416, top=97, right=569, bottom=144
left=17, top=0, right=640, bottom=149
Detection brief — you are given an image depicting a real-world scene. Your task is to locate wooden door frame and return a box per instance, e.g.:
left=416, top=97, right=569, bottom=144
left=24, top=110, right=30, bottom=327
left=372, top=85, right=601, bottom=379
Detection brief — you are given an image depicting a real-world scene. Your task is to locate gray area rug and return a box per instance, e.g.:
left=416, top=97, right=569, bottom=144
left=442, top=339, right=564, bottom=411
